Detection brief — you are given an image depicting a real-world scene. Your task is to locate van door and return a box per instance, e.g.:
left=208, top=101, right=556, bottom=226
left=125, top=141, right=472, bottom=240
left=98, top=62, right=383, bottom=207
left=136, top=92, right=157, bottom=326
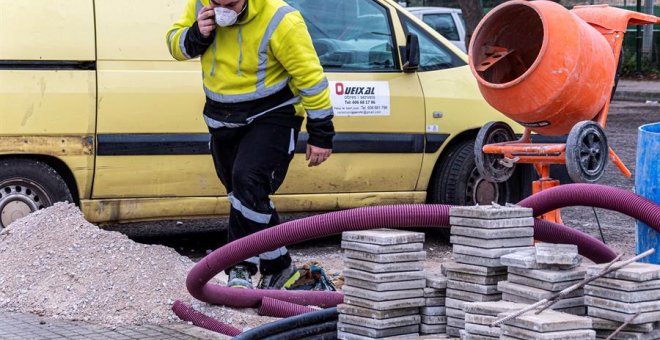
left=282, top=0, right=426, bottom=195
left=0, top=0, right=96, bottom=198
left=92, top=0, right=222, bottom=199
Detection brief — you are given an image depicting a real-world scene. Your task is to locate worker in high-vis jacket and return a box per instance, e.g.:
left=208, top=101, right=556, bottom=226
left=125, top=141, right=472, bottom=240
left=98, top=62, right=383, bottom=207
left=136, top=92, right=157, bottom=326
left=167, top=0, right=335, bottom=289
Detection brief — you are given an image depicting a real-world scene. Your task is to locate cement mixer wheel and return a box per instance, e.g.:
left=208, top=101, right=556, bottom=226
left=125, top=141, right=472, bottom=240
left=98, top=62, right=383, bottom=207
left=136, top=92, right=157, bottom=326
left=566, top=121, right=609, bottom=183
left=475, top=121, right=517, bottom=183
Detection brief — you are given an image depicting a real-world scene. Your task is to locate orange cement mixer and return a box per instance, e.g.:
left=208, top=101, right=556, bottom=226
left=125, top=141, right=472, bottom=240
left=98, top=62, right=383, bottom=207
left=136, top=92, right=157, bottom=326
left=469, top=1, right=658, bottom=221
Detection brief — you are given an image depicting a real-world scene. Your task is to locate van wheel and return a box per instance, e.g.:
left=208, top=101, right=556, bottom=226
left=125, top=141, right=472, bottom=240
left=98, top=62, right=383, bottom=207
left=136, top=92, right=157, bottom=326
left=429, top=140, right=519, bottom=237
left=0, top=159, right=73, bottom=229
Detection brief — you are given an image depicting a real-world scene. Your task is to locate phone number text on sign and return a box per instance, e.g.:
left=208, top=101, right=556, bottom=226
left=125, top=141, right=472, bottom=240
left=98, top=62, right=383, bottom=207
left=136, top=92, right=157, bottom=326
left=329, top=81, right=390, bottom=116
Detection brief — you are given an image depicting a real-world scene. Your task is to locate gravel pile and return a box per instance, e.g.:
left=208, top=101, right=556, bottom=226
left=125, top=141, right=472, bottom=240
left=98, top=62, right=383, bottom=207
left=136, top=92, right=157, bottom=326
left=0, top=203, right=273, bottom=329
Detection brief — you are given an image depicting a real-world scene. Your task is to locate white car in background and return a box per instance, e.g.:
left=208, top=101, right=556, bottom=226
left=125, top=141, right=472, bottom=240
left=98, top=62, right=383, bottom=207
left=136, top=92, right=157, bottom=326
left=407, top=7, right=467, bottom=53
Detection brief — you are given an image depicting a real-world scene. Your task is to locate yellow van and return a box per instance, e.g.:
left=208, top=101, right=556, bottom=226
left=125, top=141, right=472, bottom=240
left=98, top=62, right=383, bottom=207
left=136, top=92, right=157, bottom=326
left=0, top=0, right=524, bottom=228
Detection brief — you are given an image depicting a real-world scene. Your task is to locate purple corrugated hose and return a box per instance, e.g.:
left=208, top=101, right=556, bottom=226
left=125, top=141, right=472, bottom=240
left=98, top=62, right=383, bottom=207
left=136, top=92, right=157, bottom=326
left=171, top=300, right=241, bottom=336
left=185, top=203, right=623, bottom=310
left=258, top=297, right=317, bottom=317
left=518, top=183, right=660, bottom=231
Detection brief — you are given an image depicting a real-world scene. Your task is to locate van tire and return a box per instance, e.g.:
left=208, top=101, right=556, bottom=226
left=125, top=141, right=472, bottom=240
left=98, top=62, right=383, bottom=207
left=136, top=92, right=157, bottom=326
left=0, top=158, right=73, bottom=229
left=428, top=140, right=520, bottom=237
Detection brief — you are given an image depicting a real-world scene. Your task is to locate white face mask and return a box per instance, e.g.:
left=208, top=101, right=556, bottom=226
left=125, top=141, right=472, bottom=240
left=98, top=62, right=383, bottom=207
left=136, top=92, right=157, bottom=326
left=214, top=5, right=244, bottom=27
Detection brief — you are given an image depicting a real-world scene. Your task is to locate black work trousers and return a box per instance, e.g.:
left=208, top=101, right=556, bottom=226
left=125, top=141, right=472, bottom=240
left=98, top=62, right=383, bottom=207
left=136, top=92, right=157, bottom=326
left=210, top=122, right=298, bottom=275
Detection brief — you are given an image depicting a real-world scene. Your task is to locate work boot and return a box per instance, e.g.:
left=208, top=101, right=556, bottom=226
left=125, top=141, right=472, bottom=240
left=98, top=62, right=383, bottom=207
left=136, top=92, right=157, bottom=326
left=257, top=265, right=297, bottom=290
left=227, top=265, right=254, bottom=289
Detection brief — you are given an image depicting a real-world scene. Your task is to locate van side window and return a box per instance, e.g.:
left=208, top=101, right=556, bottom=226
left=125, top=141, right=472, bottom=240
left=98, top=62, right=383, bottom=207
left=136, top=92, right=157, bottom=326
left=401, top=16, right=465, bottom=71
left=422, top=13, right=459, bottom=41
left=285, top=0, right=397, bottom=71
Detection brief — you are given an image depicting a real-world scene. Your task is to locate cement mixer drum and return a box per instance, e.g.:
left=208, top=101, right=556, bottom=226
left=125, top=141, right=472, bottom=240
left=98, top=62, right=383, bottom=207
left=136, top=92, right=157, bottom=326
left=469, top=0, right=616, bottom=137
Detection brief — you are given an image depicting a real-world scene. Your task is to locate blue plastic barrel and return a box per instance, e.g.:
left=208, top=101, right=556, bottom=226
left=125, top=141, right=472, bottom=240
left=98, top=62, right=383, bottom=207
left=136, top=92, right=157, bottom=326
left=636, top=122, right=660, bottom=264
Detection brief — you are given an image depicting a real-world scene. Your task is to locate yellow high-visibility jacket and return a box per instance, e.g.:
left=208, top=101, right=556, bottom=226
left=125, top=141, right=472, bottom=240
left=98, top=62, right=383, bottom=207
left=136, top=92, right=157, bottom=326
left=167, top=0, right=335, bottom=148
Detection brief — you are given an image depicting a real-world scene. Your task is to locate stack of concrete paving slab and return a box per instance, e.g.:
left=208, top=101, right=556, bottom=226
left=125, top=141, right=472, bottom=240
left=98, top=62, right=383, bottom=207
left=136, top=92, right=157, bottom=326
left=338, top=229, right=427, bottom=340
left=445, top=205, right=535, bottom=337
left=498, top=309, right=595, bottom=339
left=585, top=262, right=660, bottom=339
left=459, top=301, right=529, bottom=339
left=499, top=243, right=587, bottom=315
left=420, top=273, right=448, bottom=336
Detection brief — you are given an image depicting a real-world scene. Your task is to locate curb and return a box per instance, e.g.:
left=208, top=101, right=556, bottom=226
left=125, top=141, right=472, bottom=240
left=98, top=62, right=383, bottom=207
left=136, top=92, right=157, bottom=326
left=613, top=91, right=660, bottom=103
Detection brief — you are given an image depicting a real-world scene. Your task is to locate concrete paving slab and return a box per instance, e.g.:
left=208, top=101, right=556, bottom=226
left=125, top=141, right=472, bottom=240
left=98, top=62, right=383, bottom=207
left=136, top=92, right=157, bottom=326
left=344, top=257, right=424, bottom=273
left=345, top=250, right=427, bottom=263
left=446, top=307, right=465, bottom=319
left=343, top=295, right=426, bottom=310
left=446, top=297, right=469, bottom=310
left=535, top=243, right=580, bottom=265
left=498, top=309, right=592, bottom=332
left=508, top=273, right=580, bottom=292
left=339, top=314, right=421, bottom=329
left=465, top=313, right=497, bottom=325
left=424, top=287, right=447, bottom=297
left=588, top=262, right=660, bottom=282
left=427, top=272, right=448, bottom=289
left=588, top=306, right=660, bottom=324
left=337, top=330, right=419, bottom=339
left=337, top=322, right=420, bottom=338
left=463, top=301, right=529, bottom=316
left=500, top=249, right=537, bottom=268
left=585, top=285, right=660, bottom=303
left=459, top=330, right=500, bottom=340
left=447, top=325, right=461, bottom=337
left=343, top=269, right=426, bottom=283
left=453, top=254, right=506, bottom=268
left=425, top=297, right=447, bottom=306
left=465, top=323, right=501, bottom=337
left=508, top=266, right=587, bottom=283
left=421, top=315, right=447, bottom=324
left=500, top=325, right=596, bottom=340
left=420, top=323, right=447, bottom=334
left=447, top=271, right=508, bottom=285
left=447, top=280, right=499, bottom=295
left=450, top=226, right=533, bottom=238
left=591, top=277, right=660, bottom=291
left=421, top=306, right=446, bottom=316
left=449, top=217, right=534, bottom=229
left=343, top=286, right=424, bottom=301
left=337, top=304, right=420, bottom=319
left=447, top=288, right=502, bottom=302
left=501, top=292, right=584, bottom=309
left=498, top=281, right=584, bottom=300
left=585, top=295, right=660, bottom=313
left=342, top=229, right=425, bottom=245
left=453, top=245, right=535, bottom=259
left=590, top=317, right=658, bottom=332
left=449, top=205, right=532, bottom=219
left=595, top=328, right=660, bottom=340
left=448, top=316, right=466, bottom=328
left=451, top=236, right=534, bottom=249
left=555, top=306, right=587, bottom=316
left=341, top=240, right=424, bottom=254
left=443, top=261, right=507, bottom=276
left=344, top=277, right=427, bottom=292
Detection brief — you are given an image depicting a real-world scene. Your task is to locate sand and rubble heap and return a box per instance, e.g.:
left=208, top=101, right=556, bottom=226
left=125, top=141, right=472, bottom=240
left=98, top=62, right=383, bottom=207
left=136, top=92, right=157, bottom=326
left=0, top=203, right=269, bottom=329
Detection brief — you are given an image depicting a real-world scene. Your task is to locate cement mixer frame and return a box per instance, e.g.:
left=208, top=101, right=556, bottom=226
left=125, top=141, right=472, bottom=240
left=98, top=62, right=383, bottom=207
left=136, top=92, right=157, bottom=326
left=469, top=2, right=658, bottom=223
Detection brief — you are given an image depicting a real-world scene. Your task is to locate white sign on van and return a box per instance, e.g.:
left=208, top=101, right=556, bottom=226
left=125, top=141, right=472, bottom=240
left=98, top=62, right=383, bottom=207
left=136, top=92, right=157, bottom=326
left=329, top=81, right=390, bottom=116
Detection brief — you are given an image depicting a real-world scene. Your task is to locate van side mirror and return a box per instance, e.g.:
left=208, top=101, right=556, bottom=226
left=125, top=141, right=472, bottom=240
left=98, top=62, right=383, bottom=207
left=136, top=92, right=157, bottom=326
left=403, top=33, right=420, bottom=73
